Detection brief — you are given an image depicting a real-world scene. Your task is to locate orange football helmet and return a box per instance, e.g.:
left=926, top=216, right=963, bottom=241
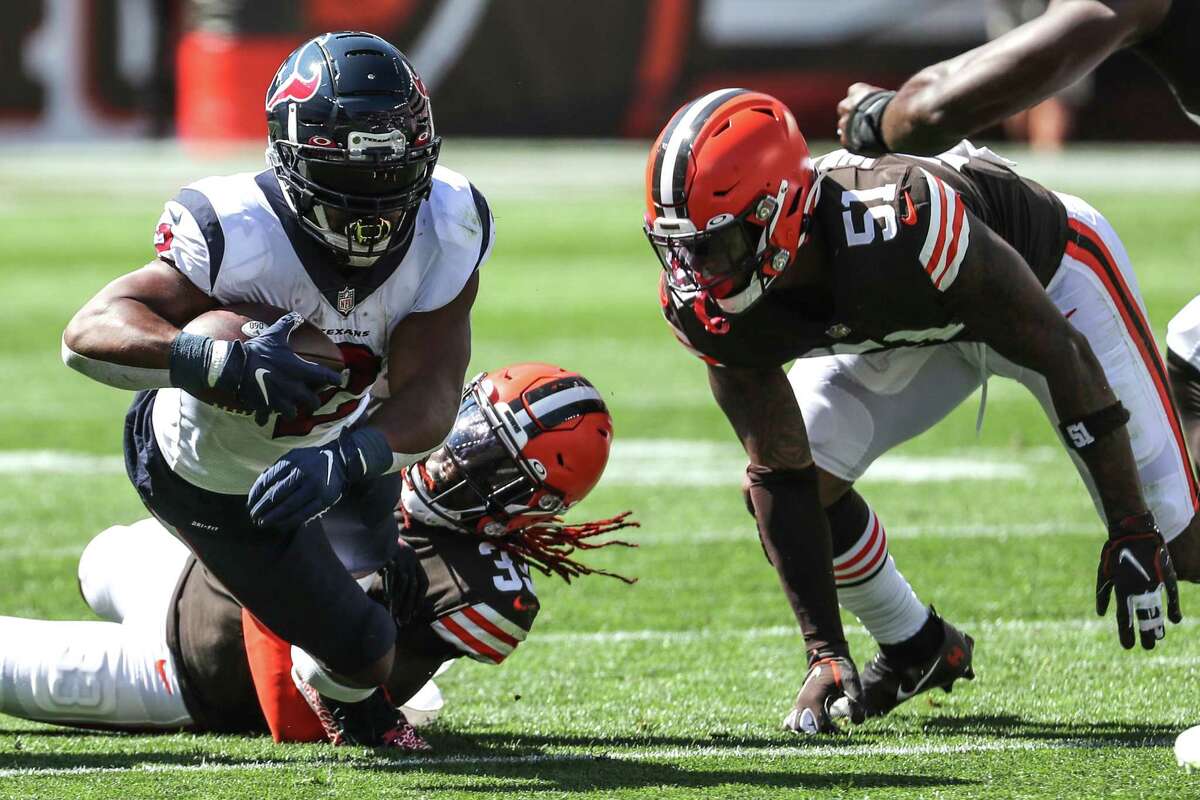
left=402, top=362, right=613, bottom=537
left=644, top=89, right=820, bottom=334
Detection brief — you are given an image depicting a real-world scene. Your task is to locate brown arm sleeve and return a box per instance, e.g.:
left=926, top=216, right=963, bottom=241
left=708, top=364, right=848, bottom=658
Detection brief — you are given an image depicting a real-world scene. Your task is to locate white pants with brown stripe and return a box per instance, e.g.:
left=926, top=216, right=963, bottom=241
left=788, top=192, right=1199, bottom=541
left=0, top=520, right=194, bottom=729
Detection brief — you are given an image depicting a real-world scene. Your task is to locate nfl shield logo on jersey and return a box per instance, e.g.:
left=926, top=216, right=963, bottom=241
left=337, top=287, right=356, bottom=315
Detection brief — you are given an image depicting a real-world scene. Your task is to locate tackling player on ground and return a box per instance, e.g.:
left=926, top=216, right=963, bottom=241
left=62, top=32, right=493, bottom=737
left=0, top=364, right=633, bottom=746
left=645, top=89, right=1198, bottom=733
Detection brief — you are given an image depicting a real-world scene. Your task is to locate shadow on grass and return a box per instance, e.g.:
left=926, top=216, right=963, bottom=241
left=367, top=758, right=973, bottom=793
left=918, top=714, right=1177, bottom=747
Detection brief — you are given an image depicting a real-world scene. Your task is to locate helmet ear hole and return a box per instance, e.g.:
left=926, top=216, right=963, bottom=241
left=556, top=453, right=566, bottom=467
left=786, top=190, right=803, bottom=217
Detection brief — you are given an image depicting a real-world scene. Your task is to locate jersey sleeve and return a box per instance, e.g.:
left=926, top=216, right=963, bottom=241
left=905, top=167, right=972, bottom=292
left=153, top=187, right=226, bottom=297
left=240, top=609, right=326, bottom=743
left=412, top=175, right=493, bottom=313
left=429, top=600, right=532, bottom=664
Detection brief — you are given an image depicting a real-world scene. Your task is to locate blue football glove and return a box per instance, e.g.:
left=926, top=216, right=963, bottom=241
left=170, top=312, right=342, bottom=426
left=247, top=427, right=393, bottom=530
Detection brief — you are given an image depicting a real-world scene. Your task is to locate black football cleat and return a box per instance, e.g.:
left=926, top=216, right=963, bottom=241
left=292, top=674, right=431, bottom=751
left=857, top=612, right=975, bottom=719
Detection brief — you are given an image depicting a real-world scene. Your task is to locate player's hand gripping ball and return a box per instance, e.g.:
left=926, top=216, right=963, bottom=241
left=181, top=305, right=345, bottom=425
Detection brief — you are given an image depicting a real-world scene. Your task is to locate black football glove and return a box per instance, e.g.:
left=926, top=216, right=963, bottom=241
left=170, top=312, right=342, bottom=425
left=783, top=655, right=865, bottom=734
left=382, top=539, right=428, bottom=626
left=248, top=427, right=392, bottom=530
left=1096, top=528, right=1182, bottom=650
left=222, top=312, right=343, bottom=425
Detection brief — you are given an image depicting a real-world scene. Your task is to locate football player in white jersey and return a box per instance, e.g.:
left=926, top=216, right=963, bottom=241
left=60, top=32, right=494, bottom=742
left=0, top=364, right=630, bottom=749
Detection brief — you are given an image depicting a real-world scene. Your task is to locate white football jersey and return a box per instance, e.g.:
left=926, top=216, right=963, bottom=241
left=151, top=165, right=494, bottom=494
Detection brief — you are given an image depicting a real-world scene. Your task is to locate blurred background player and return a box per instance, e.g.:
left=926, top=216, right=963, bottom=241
left=60, top=32, right=493, bottom=722
left=646, top=89, right=1197, bottom=733
left=0, top=363, right=633, bottom=748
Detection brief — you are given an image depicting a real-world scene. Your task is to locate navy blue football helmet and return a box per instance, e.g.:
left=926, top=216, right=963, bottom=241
left=265, top=32, right=440, bottom=266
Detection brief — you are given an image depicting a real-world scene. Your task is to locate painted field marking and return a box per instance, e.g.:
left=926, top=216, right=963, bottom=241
left=0, top=451, right=124, bottom=474
left=637, top=521, right=1096, bottom=546
left=0, top=736, right=1172, bottom=779
left=534, top=617, right=1195, bottom=645
left=0, top=442, right=1046, bottom=484
left=604, top=440, right=1036, bottom=485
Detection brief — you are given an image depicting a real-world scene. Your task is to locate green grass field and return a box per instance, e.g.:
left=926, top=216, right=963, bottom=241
left=1, top=141, right=1200, bottom=798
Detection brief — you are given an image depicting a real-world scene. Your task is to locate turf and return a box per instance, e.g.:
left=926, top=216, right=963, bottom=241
left=1, top=141, right=1199, bottom=798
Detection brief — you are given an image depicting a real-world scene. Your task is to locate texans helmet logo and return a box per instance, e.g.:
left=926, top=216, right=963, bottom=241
left=265, top=45, right=323, bottom=111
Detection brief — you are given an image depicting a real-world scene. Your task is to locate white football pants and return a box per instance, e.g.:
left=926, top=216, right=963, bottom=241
left=0, top=519, right=194, bottom=729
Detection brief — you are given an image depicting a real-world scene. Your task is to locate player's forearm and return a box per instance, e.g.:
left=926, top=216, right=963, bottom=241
left=708, top=366, right=846, bottom=654
left=62, top=299, right=183, bottom=389
left=1041, top=332, right=1148, bottom=524
left=884, top=3, right=1134, bottom=154
left=365, top=382, right=459, bottom=471
left=746, top=465, right=849, bottom=658
left=64, top=297, right=179, bottom=369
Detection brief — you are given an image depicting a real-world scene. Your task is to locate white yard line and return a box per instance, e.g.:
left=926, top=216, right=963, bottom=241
left=0, top=451, right=124, bottom=474
left=0, top=441, right=1043, bottom=484
left=0, top=737, right=1170, bottom=778
left=640, top=521, right=1095, bottom=546
left=534, top=617, right=1194, bottom=645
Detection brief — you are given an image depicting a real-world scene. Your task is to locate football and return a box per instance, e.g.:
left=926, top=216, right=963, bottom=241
left=1176, top=725, right=1200, bottom=772
left=181, top=303, right=345, bottom=412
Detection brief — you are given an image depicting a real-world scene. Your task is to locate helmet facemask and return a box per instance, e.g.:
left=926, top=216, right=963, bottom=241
left=268, top=131, right=440, bottom=268
left=648, top=176, right=818, bottom=335
left=402, top=377, right=562, bottom=537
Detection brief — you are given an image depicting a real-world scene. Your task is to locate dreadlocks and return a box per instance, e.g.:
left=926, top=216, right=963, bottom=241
left=495, top=512, right=639, bottom=584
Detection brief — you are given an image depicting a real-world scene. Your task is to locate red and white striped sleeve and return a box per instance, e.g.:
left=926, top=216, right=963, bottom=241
left=431, top=602, right=530, bottom=664
left=915, top=168, right=971, bottom=292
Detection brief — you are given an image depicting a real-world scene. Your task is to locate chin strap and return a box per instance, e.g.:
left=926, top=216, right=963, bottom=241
left=692, top=294, right=731, bottom=335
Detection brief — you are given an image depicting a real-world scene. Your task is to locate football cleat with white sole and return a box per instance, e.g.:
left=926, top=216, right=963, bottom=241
left=848, top=614, right=975, bottom=720
left=292, top=675, right=431, bottom=750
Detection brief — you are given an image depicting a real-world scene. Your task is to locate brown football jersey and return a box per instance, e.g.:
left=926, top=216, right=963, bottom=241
left=661, top=148, right=1068, bottom=368
left=166, top=522, right=540, bottom=733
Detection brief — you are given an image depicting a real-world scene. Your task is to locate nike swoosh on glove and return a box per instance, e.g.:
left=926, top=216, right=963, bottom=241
left=220, top=313, right=344, bottom=426
left=783, top=655, right=865, bottom=734
left=1096, top=529, right=1182, bottom=650
left=248, top=427, right=393, bottom=530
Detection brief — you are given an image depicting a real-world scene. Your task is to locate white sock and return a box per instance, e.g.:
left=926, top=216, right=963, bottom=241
left=833, top=505, right=929, bottom=644
left=290, top=647, right=375, bottom=703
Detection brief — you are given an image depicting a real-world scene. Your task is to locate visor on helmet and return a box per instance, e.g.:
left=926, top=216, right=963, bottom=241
left=409, top=382, right=555, bottom=533
left=645, top=194, right=782, bottom=298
